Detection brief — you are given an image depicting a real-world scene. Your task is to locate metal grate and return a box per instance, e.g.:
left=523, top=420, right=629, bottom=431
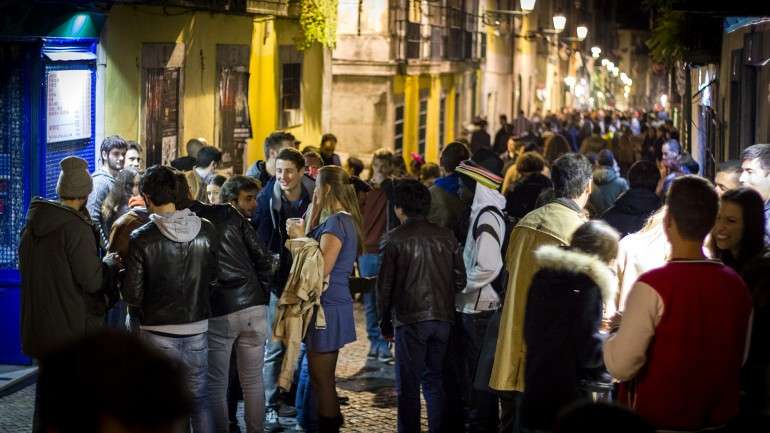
left=0, top=56, right=26, bottom=269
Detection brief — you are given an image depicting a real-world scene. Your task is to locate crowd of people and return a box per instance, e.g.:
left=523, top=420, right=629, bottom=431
left=17, top=108, right=770, bottom=433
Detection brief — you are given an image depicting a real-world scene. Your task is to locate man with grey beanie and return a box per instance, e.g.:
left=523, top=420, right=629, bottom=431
left=20, top=156, right=123, bottom=432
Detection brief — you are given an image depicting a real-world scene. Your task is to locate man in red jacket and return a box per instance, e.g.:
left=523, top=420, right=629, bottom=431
left=604, top=175, right=752, bottom=431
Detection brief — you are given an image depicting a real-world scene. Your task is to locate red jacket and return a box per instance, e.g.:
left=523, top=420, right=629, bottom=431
left=634, top=261, right=752, bottom=430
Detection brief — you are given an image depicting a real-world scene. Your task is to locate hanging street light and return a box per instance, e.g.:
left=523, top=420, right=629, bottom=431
left=576, top=25, right=588, bottom=41
left=553, top=13, right=566, bottom=33
left=520, top=0, right=537, bottom=13
left=591, top=46, right=601, bottom=58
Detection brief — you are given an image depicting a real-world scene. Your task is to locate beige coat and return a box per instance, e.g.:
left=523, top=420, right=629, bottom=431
left=490, top=201, right=586, bottom=391
left=273, top=237, right=326, bottom=391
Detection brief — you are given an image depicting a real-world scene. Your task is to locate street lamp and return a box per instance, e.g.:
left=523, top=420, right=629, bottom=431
left=576, top=25, right=588, bottom=41
left=553, top=12, right=566, bottom=33
left=591, top=46, right=601, bottom=58
left=520, top=0, right=536, bottom=12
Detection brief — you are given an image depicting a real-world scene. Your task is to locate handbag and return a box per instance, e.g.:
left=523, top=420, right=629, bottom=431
left=348, top=260, right=376, bottom=296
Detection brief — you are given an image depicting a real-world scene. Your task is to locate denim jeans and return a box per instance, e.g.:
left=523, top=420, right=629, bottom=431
left=208, top=306, right=267, bottom=433
left=395, top=320, right=451, bottom=433
left=459, top=310, right=500, bottom=433
left=263, top=292, right=285, bottom=409
left=143, top=331, right=213, bottom=433
left=295, top=345, right=318, bottom=432
left=359, top=254, right=388, bottom=355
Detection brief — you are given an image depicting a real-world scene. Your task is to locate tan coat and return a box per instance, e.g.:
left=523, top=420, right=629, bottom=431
left=490, top=201, right=586, bottom=391
left=273, top=237, right=326, bottom=391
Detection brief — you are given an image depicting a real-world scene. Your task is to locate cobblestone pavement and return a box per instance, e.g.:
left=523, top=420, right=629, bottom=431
left=0, top=303, right=426, bottom=433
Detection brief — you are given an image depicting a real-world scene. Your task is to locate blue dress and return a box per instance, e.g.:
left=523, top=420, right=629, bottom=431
left=305, top=212, right=358, bottom=352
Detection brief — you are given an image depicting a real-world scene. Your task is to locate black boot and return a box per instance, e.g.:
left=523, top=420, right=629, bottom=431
left=318, top=413, right=344, bottom=433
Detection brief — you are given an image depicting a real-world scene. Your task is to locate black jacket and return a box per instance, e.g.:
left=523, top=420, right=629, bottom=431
left=522, top=245, right=616, bottom=430
left=600, top=187, right=661, bottom=237
left=19, top=199, right=114, bottom=358
left=377, top=217, right=466, bottom=329
left=504, top=173, right=553, bottom=221
left=123, top=216, right=218, bottom=326
left=189, top=202, right=272, bottom=316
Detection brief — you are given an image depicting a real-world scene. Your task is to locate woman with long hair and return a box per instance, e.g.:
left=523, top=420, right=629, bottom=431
left=101, top=168, right=140, bottom=246
left=287, top=166, right=363, bottom=432
left=708, top=188, right=770, bottom=421
left=709, top=187, right=767, bottom=273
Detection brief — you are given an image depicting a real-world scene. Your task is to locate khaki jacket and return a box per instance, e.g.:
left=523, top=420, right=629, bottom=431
left=273, top=237, right=326, bottom=391
left=490, top=200, right=586, bottom=391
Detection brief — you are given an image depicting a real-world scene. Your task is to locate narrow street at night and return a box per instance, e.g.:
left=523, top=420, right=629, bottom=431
left=2, top=1, right=770, bottom=433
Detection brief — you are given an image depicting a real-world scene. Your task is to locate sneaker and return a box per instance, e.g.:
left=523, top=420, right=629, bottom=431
left=377, top=343, right=394, bottom=364
left=265, top=409, right=283, bottom=432
left=277, top=402, right=297, bottom=418
left=367, top=345, right=378, bottom=360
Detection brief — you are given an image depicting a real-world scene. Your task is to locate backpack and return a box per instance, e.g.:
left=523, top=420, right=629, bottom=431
left=471, top=205, right=516, bottom=296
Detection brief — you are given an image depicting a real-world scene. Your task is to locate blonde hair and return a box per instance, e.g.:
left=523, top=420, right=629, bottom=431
left=313, top=166, right=364, bottom=254
left=368, top=148, right=394, bottom=180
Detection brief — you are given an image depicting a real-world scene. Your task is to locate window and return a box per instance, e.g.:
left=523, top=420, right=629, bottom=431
left=418, top=98, right=427, bottom=155
left=439, top=95, right=446, bottom=150
left=394, top=104, right=404, bottom=150
left=141, top=43, right=184, bottom=166
left=431, top=27, right=444, bottom=59
left=280, top=46, right=303, bottom=128
left=406, top=22, right=421, bottom=59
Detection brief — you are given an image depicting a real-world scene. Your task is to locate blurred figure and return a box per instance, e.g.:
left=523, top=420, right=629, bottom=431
left=588, top=150, right=629, bottom=217
left=543, top=133, right=572, bottom=166
left=523, top=221, right=619, bottom=431
left=500, top=136, right=520, bottom=176
left=739, top=144, right=770, bottom=243
left=470, top=117, right=491, bottom=155
left=319, top=133, right=342, bottom=166
left=605, top=176, right=751, bottom=431
left=493, top=114, right=513, bottom=154
left=503, top=152, right=552, bottom=221
left=302, top=148, right=324, bottom=179
left=125, top=140, right=143, bottom=171
left=345, top=156, right=364, bottom=178
left=172, top=138, right=209, bottom=172
left=601, top=161, right=662, bottom=237
left=420, top=162, right=440, bottom=188
left=37, top=331, right=193, bottom=433
left=207, top=174, right=227, bottom=205
left=185, top=145, right=222, bottom=203
left=428, top=141, right=472, bottom=243
left=714, top=160, right=742, bottom=196
left=579, top=125, right=606, bottom=155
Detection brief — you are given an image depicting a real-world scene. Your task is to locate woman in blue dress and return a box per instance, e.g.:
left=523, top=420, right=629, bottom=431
left=287, top=165, right=362, bottom=432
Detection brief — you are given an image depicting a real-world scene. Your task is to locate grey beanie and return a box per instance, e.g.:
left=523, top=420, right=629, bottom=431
left=57, top=156, right=93, bottom=198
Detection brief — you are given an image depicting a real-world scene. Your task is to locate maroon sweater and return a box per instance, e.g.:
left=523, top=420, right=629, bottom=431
left=360, top=185, right=388, bottom=254
left=634, top=261, right=752, bottom=430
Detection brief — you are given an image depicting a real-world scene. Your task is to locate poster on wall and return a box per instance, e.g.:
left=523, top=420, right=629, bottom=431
left=46, top=70, right=92, bottom=143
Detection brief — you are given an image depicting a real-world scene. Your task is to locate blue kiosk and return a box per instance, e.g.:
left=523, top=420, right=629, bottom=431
left=0, top=10, right=104, bottom=365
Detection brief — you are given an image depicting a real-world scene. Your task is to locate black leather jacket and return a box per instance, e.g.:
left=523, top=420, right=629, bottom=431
left=189, top=202, right=273, bottom=316
left=122, top=219, right=218, bottom=326
left=377, top=217, right=466, bottom=328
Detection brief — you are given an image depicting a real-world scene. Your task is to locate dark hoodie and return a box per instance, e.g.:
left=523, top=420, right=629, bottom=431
left=588, top=167, right=629, bottom=217
left=20, top=198, right=108, bottom=358
left=600, top=188, right=662, bottom=237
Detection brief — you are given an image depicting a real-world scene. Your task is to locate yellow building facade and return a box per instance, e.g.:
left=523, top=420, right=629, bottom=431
left=101, top=5, right=325, bottom=169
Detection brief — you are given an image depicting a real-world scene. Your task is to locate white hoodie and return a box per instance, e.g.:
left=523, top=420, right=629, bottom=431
left=457, top=183, right=506, bottom=314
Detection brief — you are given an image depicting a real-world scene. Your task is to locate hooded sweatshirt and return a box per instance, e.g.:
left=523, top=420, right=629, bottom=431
left=20, top=198, right=107, bottom=358
left=457, top=183, right=506, bottom=313
left=140, top=209, right=208, bottom=335
left=589, top=166, right=629, bottom=216
left=86, top=168, right=115, bottom=247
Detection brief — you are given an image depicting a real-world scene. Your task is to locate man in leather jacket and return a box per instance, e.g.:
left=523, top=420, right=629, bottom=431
left=123, top=165, right=218, bottom=433
left=377, top=180, right=466, bottom=433
left=176, top=173, right=274, bottom=433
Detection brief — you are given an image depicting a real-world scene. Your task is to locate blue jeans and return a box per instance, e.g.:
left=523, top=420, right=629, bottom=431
left=263, top=292, right=285, bottom=409
left=359, top=254, right=388, bottom=355
left=143, top=331, right=213, bottom=433
left=295, top=345, right=318, bottom=432
left=395, top=320, right=451, bottom=433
